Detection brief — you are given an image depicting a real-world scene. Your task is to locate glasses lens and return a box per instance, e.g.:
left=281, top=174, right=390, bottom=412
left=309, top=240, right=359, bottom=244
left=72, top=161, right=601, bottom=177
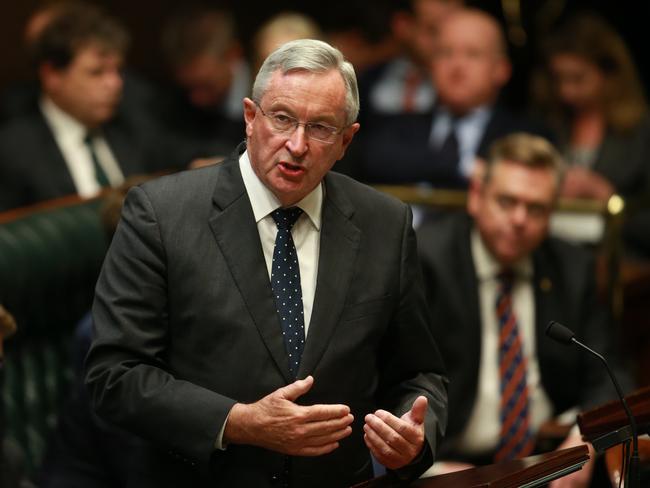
left=270, top=113, right=295, bottom=132
left=308, top=124, right=337, bottom=143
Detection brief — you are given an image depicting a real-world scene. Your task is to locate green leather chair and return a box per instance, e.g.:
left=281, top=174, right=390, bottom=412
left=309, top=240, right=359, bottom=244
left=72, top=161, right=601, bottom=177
left=0, top=197, right=109, bottom=475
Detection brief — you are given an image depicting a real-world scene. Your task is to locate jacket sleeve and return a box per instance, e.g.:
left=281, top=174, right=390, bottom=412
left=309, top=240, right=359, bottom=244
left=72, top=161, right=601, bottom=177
left=84, top=185, right=236, bottom=470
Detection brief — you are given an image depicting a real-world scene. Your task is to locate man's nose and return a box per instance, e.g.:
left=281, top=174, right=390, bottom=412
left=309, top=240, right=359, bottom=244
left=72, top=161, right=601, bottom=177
left=105, top=70, right=123, bottom=92
left=285, top=125, right=308, bottom=156
left=511, top=204, right=528, bottom=225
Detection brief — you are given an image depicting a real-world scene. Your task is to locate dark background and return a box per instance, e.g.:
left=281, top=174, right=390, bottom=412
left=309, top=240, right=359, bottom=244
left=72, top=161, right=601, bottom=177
left=1, top=0, right=648, bottom=111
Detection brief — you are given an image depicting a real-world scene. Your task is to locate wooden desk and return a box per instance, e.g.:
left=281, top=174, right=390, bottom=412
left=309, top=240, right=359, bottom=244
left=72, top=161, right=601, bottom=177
left=353, top=446, right=589, bottom=488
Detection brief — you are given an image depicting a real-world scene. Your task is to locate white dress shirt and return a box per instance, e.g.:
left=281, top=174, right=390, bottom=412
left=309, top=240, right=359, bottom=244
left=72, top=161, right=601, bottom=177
left=239, top=151, right=321, bottom=335
left=215, top=151, right=323, bottom=449
left=40, top=97, right=124, bottom=197
left=454, top=229, right=553, bottom=455
left=369, top=57, right=436, bottom=114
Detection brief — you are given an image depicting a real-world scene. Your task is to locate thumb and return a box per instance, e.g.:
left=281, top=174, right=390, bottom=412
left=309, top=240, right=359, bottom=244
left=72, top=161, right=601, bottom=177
left=404, top=396, right=428, bottom=426
left=279, top=375, right=314, bottom=402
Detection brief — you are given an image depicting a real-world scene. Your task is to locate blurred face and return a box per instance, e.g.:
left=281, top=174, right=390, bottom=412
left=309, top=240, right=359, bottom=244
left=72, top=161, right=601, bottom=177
left=243, top=69, right=359, bottom=207
left=175, top=53, right=234, bottom=109
left=468, top=160, right=557, bottom=266
left=549, top=53, right=607, bottom=111
left=43, top=44, right=123, bottom=128
left=432, top=12, right=510, bottom=115
left=407, top=0, right=461, bottom=68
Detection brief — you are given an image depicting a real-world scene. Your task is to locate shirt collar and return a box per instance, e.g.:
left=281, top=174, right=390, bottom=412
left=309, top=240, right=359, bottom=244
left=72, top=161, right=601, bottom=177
left=239, top=150, right=322, bottom=230
left=40, top=96, right=88, bottom=142
left=470, top=225, right=532, bottom=281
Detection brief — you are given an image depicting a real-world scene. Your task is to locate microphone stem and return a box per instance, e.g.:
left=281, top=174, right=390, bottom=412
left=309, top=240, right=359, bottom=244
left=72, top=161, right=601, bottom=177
left=572, top=338, right=639, bottom=487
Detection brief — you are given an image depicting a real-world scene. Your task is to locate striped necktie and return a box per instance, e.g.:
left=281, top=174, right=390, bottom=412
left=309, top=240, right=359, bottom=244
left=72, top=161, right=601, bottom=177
left=494, top=270, right=535, bottom=462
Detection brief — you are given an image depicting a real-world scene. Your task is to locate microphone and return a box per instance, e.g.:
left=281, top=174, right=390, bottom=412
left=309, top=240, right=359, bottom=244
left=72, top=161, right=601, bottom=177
left=545, top=321, right=639, bottom=488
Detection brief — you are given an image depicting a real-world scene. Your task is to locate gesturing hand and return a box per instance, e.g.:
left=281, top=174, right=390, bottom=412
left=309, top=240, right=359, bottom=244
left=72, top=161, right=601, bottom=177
left=363, top=396, right=428, bottom=470
left=224, top=375, right=354, bottom=456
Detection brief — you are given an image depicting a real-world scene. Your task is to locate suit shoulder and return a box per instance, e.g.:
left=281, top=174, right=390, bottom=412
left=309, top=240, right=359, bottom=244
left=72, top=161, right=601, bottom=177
left=544, top=236, right=594, bottom=264
left=137, top=160, right=230, bottom=206
left=327, top=171, right=408, bottom=214
left=417, top=213, right=468, bottom=255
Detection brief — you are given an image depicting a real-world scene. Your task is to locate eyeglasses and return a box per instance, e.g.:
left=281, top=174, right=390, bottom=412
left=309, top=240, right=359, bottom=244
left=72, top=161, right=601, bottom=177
left=254, top=101, right=344, bottom=144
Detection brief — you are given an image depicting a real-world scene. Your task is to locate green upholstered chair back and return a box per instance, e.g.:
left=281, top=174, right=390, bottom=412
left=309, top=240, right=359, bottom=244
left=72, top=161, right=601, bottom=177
left=0, top=197, right=108, bottom=475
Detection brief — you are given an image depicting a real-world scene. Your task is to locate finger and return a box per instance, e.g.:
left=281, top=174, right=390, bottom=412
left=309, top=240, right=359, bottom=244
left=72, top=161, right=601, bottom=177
left=302, top=402, right=351, bottom=422
left=280, top=375, right=314, bottom=402
left=302, top=413, right=354, bottom=437
left=364, top=414, right=411, bottom=455
left=371, top=410, right=422, bottom=447
left=405, top=396, right=428, bottom=425
left=295, top=441, right=341, bottom=457
left=303, top=424, right=353, bottom=447
left=363, top=429, right=402, bottom=469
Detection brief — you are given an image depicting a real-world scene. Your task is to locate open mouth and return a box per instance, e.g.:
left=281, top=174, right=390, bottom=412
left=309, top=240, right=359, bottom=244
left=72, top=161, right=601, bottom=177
left=278, top=162, right=305, bottom=177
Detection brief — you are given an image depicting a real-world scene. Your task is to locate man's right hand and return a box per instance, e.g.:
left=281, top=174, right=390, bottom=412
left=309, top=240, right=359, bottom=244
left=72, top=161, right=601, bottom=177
left=223, top=375, right=354, bottom=456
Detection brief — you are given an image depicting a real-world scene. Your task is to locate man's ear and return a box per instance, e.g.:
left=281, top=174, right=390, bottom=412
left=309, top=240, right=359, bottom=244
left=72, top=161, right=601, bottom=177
left=39, top=62, right=62, bottom=94
left=337, top=122, right=360, bottom=160
left=243, top=97, right=257, bottom=138
left=493, top=58, right=512, bottom=88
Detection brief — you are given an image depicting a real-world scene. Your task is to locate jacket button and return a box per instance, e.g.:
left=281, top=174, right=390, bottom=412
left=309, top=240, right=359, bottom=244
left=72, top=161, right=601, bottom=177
left=270, top=474, right=280, bottom=484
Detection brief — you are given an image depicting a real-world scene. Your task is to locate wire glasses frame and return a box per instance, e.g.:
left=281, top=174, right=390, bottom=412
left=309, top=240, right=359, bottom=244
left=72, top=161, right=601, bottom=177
left=254, top=101, right=345, bottom=144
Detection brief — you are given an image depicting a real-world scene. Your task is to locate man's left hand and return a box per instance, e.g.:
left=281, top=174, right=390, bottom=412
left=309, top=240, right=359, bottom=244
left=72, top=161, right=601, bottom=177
left=363, top=396, right=428, bottom=470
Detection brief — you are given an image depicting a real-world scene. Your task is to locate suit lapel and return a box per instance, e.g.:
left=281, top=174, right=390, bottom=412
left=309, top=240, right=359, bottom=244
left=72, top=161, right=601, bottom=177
left=454, top=217, right=482, bottom=377
left=297, top=175, right=361, bottom=377
left=208, top=153, right=294, bottom=383
left=34, top=112, right=78, bottom=196
left=532, top=243, right=560, bottom=375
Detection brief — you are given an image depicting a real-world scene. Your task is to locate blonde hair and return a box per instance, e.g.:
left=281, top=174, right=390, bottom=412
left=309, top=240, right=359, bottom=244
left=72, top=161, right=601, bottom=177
left=485, top=133, right=565, bottom=187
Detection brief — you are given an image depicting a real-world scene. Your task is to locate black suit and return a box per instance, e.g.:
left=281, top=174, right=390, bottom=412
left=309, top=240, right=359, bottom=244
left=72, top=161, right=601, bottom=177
left=417, top=214, right=626, bottom=459
left=0, top=108, right=184, bottom=211
left=353, top=104, right=551, bottom=188
left=85, top=146, right=448, bottom=487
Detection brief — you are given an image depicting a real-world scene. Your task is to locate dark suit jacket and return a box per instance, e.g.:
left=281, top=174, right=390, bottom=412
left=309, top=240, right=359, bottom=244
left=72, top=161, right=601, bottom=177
left=0, top=107, right=185, bottom=211
left=351, top=104, right=551, bottom=188
left=417, top=214, right=627, bottom=459
left=85, top=146, right=448, bottom=487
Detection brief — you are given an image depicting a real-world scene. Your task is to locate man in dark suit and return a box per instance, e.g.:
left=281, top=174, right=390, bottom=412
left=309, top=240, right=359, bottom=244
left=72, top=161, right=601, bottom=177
left=355, top=8, right=548, bottom=188
left=0, top=3, right=175, bottom=212
left=85, top=39, right=448, bottom=487
left=417, top=133, right=629, bottom=487
left=158, top=7, right=249, bottom=162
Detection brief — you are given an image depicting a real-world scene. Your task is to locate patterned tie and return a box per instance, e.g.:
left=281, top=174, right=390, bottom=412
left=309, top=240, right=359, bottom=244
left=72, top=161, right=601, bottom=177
left=84, top=133, right=110, bottom=187
left=270, top=207, right=305, bottom=378
left=494, top=270, right=535, bottom=462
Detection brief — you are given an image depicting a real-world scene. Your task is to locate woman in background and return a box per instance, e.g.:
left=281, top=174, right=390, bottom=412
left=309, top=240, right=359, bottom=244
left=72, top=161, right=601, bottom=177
left=532, top=12, right=650, bottom=202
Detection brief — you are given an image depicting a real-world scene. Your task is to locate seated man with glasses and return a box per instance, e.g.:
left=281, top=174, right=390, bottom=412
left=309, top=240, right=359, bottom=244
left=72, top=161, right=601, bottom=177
left=85, top=39, right=448, bottom=487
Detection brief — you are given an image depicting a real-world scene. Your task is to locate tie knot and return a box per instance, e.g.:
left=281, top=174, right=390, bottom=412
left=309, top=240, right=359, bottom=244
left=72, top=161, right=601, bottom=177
left=83, top=131, right=98, bottom=145
left=497, top=269, right=516, bottom=290
left=272, top=207, right=303, bottom=230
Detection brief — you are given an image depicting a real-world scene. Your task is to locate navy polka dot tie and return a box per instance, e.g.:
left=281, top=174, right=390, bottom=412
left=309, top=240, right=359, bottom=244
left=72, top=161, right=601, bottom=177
left=271, top=207, right=305, bottom=378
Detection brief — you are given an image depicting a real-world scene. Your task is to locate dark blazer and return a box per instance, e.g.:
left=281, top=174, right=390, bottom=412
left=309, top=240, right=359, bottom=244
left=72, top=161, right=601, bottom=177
left=0, top=108, right=184, bottom=211
left=353, top=104, right=551, bottom=188
left=417, top=213, right=626, bottom=459
left=85, top=146, right=448, bottom=487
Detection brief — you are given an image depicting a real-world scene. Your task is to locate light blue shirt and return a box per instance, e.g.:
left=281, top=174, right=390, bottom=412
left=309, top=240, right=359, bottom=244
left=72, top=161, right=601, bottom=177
left=429, top=106, right=492, bottom=178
